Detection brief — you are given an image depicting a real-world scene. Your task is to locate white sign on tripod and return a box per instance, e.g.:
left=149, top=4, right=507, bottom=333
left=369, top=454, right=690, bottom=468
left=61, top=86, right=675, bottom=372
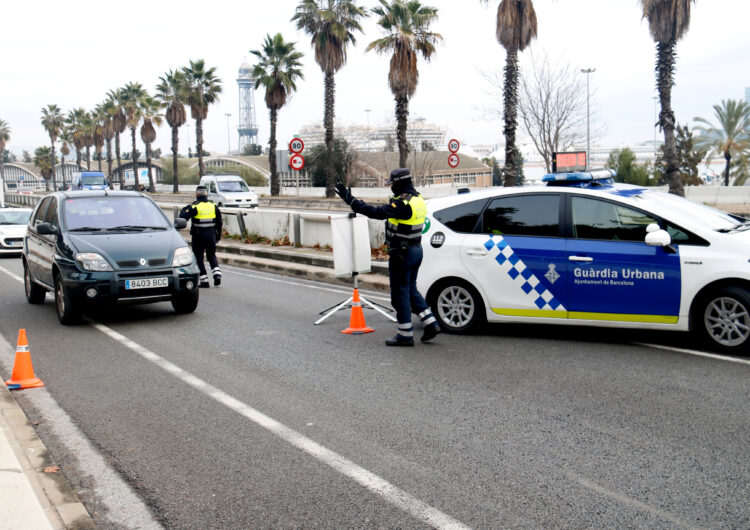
left=331, top=214, right=371, bottom=277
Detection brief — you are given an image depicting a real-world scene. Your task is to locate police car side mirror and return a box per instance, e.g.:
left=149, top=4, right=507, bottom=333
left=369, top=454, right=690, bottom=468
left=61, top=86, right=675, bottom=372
left=645, top=229, right=675, bottom=253
left=646, top=223, right=660, bottom=233
left=174, top=218, right=187, bottom=230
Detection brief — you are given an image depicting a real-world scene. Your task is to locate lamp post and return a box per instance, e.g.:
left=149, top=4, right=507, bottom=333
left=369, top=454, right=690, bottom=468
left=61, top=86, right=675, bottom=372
left=580, top=68, right=595, bottom=169
left=225, top=113, right=232, bottom=154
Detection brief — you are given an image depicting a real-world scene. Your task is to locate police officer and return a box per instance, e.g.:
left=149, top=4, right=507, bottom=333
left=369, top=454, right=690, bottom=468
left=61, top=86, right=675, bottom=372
left=180, top=185, right=223, bottom=288
left=335, top=168, right=440, bottom=346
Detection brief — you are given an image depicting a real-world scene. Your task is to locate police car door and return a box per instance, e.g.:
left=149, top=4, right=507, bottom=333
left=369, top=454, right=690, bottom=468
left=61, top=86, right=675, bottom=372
left=564, top=195, right=680, bottom=323
left=461, top=193, right=568, bottom=319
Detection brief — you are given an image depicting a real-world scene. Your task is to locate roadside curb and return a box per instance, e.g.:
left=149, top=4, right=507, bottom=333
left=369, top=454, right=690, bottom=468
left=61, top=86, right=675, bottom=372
left=0, top=384, right=95, bottom=529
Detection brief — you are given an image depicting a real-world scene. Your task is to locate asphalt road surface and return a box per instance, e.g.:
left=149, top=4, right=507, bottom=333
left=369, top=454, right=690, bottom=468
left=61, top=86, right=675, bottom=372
left=0, top=255, right=748, bottom=529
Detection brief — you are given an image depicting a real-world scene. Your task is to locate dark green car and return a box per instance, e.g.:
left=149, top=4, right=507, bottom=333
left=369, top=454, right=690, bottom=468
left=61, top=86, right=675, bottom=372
left=22, top=191, right=200, bottom=324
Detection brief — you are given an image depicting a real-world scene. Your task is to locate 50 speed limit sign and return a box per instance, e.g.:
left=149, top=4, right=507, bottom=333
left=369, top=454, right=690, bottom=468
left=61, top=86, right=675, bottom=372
left=289, top=137, right=304, bottom=154
left=290, top=154, right=305, bottom=171
left=448, top=139, right=460, bottom=153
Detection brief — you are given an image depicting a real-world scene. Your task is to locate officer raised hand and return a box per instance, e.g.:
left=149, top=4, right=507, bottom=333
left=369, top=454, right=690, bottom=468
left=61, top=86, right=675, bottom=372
left=335, top=182, right=355, bottom=205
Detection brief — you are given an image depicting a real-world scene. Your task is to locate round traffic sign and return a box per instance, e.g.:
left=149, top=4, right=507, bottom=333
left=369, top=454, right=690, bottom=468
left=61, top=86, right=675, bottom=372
left=448, top=139, right=460, bottom=153
left=448, top=153, right=460, bottom=168
left=290, top=154, right=305, bottom=171
left=289, top=138, right=304, bottom=154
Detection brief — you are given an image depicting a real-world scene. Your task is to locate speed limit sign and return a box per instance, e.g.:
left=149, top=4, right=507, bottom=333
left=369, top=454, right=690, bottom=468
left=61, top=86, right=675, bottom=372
left=290, top=154, right=305, bottom=171
left=289, top=137, right=304, bottom=154
left=448, top=153, right=460, bottom=168
left=448, top=139, right=460, bottom=153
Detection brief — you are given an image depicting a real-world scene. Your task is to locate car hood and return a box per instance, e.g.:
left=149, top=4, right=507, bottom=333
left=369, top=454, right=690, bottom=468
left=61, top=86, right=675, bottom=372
left=221, top=192, right=257, bottom=201
left=0, top=225, right=28, bottom=238
left=67, top=230, right=186, bottom=267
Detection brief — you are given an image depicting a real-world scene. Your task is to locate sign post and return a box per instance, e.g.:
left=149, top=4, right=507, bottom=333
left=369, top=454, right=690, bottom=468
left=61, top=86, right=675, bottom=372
left=289, top=138, right=304, bottom=195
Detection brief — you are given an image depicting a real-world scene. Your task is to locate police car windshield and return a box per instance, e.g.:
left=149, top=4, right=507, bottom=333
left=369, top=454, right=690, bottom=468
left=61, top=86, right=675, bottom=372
left=0, top=210, right=31, bottom=225
left=636, top=190, right=738, bottom=231
left=217, top=180, right=249, bottom=192
left=63, top=197, right=170, bottom=231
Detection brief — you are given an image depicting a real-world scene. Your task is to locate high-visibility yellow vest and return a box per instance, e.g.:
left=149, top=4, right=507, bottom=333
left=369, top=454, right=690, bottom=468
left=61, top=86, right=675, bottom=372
left=386, top=194, right=426, bottom=246
left=192, top=201, right=217, bottom=229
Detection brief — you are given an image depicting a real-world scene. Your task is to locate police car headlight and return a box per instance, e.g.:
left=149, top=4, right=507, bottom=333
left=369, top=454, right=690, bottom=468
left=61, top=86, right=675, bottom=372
left=171, top=246, right=194, bottom=267
left=75, top=253, right=113, bottom=271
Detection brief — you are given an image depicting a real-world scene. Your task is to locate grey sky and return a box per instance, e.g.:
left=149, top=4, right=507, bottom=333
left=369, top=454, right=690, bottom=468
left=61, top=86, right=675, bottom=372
left=2, top=0, right=748, bottom=157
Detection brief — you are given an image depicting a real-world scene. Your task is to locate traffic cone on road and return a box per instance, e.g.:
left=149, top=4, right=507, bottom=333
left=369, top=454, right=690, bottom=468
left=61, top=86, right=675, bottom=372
left=342, top=289, right=374, bottom=334
left=5, top=329, right=44, bottom=390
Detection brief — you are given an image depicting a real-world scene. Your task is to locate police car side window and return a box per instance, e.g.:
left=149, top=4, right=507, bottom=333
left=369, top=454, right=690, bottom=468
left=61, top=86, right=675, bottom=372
left=572, top=197, right=656, bottom=241
left=434, top=199, right=487, bottom=233
left=482, top=195, right=560, bottom=237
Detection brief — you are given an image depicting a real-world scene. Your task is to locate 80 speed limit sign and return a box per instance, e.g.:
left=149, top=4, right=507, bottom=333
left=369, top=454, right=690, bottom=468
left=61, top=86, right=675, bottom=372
left=289, top=137, right=304, bottom=154
left=448, top=139, right=460, bottom=153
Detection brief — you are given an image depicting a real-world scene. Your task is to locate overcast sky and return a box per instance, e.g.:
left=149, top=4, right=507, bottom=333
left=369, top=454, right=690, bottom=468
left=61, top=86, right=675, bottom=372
left=2, top=0, right=748, bottom=158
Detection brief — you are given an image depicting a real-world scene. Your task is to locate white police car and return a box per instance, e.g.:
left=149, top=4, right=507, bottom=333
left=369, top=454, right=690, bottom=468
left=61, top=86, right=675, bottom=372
left=0, top=207, right=32, bottom=255
left=418, top=170, right=750, bottom=354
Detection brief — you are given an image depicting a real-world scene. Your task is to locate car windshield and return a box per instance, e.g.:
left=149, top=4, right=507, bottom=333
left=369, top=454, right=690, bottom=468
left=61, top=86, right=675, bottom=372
left=0, top=210, right=31, bottom=225
left=81, top=175, right=107, bottom=186
left=63, top=197, right=170, bottom=231
left=217, top=180, right=249, bottom=193
left=635, top=189, right=739, bottom=231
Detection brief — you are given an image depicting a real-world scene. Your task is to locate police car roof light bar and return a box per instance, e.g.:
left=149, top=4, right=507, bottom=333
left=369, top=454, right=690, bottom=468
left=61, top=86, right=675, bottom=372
left=542, top=169, right=617, bottom=187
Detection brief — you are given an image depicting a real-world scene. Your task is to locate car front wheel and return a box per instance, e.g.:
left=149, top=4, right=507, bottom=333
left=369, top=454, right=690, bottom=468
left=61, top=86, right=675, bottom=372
left=55, top=274, right=82, bottom=325
left=696, top=286, right=750, bottom=355
left=430, top=280, right=485, bottom=333
left=171, top=289, right=199, bottom=314
left=24, top=263, right=46, bottom=304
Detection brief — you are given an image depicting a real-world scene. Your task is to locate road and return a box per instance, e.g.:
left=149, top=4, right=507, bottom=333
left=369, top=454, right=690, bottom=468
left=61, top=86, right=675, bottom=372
left=0, top=255, right=748, bottom=529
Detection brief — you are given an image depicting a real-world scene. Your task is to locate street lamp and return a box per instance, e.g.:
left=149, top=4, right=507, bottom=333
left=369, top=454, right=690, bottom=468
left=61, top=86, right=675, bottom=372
left=225, top=113, right=232, bottom=154
left=580, top=68, right=595, bottom=169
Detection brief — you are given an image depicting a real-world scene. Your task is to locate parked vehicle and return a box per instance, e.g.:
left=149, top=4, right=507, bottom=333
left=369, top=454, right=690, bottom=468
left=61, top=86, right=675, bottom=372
left=419, top=169, right=750, bottom=354
left=69, top=171, right=109, bottom=191
left=199, top=174, right=258, bottom=208
left=0, top=207, right=32, bottom=255
left=22, top=191, right=200, bottom=324
left=121, top=168, right=151, bottom=191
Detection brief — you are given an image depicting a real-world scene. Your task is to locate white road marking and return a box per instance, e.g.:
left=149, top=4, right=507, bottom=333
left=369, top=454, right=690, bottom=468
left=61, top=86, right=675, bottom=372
left=565, top=472, right=701, bottom=529
left=0, top=265, right=23, bottom=283
left=91, top=321, right=470, bottom=530
left=636, top=343, right=750, bottom=366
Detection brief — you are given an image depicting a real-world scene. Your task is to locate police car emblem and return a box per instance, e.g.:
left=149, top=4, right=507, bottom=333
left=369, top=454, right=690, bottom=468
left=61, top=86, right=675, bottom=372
left=139, top=258, right=147, bottom=266
left=422, top=218, right=431, bottom=234
left=430, top=232, right=445, bottom=248
left=545, top=263, right=559, bottom=284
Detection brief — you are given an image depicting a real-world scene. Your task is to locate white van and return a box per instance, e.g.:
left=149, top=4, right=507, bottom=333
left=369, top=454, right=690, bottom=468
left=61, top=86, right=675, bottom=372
left=199, top=174, right=258, bottom=208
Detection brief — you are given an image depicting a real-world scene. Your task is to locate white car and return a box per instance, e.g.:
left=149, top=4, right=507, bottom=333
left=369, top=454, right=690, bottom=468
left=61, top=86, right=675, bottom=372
left=199, top=174, right=259, bottom=208
left=418, top=170, right=750, bottom=354
left=0, top=208, right=32, bottom=255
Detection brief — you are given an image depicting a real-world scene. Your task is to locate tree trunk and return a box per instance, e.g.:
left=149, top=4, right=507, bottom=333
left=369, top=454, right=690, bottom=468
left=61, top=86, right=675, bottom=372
left=115, top=132, right=123, bottom=189
left=269, top=108, right=279, bottom=196
left=131, top=126, right=139, bottom=189
left=50, top=139, right=57, bottom=191
left=146, top=143, right=155, bottom=192
left=171, top=125, right=180, bottom=193
left=75, top=148, right=81, bottom=169
left=85, top=146, right=91, bottom=170
left=324, top=72, right=336, bottom=198
left=196, top=118, right=205, bottom=178
left=656, top=42, right=684, bottom=197
left=97, top=150, right=103, bottom=172
left=106, top=138, right=114, bottom=189
left=502, top=48, right=519, bottom=187
left=395, top=95, right=409, bottom=169
left=724, top=150, right=731, bottom=186
left=60, top=154, right=65, bottom=189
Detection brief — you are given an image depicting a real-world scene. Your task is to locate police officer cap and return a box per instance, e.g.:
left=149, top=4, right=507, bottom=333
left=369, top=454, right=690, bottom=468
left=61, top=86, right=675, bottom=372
left=196, top=185, right=208, bottom=196
left=385, top=168, right=412, bottom=185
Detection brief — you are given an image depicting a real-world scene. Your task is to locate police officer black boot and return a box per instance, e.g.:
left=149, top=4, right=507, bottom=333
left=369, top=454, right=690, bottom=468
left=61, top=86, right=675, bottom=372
left=385, top=335, right=414, bottom=347
left=199, top=275, right=210, bottom=288
left=421, top=322, right=441, bottom=342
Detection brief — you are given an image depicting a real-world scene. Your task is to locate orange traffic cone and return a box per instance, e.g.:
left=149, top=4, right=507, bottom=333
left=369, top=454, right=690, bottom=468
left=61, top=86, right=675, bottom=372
left=5, top=329, right=44, bottom=390
left=342, top=289, right=374, bottom=334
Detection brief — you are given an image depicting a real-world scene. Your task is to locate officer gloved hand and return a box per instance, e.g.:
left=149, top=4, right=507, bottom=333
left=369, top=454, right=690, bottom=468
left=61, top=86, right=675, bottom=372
left=335, top=182, right=355, bottom=205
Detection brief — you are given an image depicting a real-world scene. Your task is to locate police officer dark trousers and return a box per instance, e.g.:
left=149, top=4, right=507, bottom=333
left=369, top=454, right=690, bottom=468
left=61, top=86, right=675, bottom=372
left=336, top=168, right=440, bottom=347
left=180, top=185, right=223, bottom=288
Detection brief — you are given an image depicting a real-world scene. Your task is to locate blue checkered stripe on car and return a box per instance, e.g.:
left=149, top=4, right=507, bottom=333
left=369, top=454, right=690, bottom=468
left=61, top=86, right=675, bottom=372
left=484, top=236, right=566, bottom=311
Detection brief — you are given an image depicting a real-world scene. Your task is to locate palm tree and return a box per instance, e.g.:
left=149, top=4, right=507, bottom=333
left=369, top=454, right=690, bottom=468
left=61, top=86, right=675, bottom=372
left=92, top=110, right=105, bottom=172
left=292, top=0, right=368, bottom=198
left=367, top=0, right=442, bottom=169
left=140, top=96, right=164, bottom=192
left=156, top=69, right=188, bottom=193
left=182, top=60, right=223, bottom=178
left=97, top=100, right=118, bottom=189
left=41, top=104, right=63, bottom=191
left=33, top=146, right=54, bottom=189
left=66, top=108, right=87, bottom=169
left=694, top=99, right=750, bottom=187
left=119, top=82, right=147, bottom=189
left=0, top=119, right=10, bottom=190
left=641, top=0, right=695, bottom=197
left=108, top=90, right=128, bottom=188
left=251, top=33, right=305, bottom=196
left=81, top=111, right=94, bottom=170
left=59, top=125, right=72, bottom=189
left=481, top=0, right=537, bottom=186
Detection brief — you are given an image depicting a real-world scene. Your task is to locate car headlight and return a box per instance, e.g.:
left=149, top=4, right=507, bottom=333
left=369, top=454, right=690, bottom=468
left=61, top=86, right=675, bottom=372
left=75, top=253, right=113, bottom=271
left=171, top=246, right=194, bottom=267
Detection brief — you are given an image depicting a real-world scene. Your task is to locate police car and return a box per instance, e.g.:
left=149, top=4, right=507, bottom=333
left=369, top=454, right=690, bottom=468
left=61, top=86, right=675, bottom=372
left=418, top=169, right=750, bottom=354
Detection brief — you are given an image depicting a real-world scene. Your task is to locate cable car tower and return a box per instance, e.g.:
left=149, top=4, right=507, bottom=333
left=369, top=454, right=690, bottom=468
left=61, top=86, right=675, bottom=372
left=237, top=60, right=259, bottom=154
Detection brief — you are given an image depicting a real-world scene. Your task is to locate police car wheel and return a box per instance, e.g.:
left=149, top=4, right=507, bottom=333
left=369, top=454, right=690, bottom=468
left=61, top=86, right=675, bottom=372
left=697, top=286, right=750, bottom=354
left=430, top=280, right=485, bottom=334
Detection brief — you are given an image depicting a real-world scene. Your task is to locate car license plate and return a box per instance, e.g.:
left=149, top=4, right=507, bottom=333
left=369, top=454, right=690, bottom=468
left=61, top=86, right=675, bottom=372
left=125, top=277, right=169, bottom=290
left=8, top=241, right=21, bottom=247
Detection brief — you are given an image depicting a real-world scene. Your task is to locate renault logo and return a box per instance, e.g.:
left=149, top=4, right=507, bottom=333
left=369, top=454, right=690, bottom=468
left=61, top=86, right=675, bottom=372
left=139, top=258, right=147, bottom=266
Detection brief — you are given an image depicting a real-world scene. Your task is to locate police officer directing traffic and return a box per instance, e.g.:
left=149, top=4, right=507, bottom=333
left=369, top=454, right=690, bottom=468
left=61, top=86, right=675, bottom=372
left=180, top=185, right=223, bottom=288
left=335, top=168, right=440, bottom=346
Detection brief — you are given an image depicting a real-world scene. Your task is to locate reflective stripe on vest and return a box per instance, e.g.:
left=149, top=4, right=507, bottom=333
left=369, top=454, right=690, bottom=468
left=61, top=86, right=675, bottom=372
left=193, top=202, right=216, bottom=228
left=386, top=194, right=427, bottom=245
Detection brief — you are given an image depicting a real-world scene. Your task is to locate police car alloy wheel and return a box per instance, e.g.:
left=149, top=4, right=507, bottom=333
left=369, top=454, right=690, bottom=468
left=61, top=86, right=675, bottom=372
left=432, top=281, right=485, bottom=333
left=697, top=286, right=750, bottom=353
